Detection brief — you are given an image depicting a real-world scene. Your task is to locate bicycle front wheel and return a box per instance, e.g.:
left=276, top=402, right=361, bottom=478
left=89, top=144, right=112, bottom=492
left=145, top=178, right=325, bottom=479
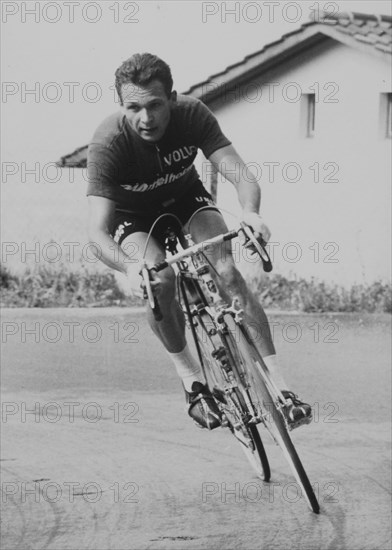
left=193, top=312, right=271, bottom=481
left=223, top=314, right=320, bottom=514
left=181, top=292, right=271, bottom=481
left=230, top=421, right=271, bottom=482
left=224, top=387, right=270, bottom=481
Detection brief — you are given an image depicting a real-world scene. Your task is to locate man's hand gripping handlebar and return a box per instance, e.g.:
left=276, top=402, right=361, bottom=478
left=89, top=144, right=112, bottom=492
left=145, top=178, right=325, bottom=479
left=140, top=261, right=163, bottom=321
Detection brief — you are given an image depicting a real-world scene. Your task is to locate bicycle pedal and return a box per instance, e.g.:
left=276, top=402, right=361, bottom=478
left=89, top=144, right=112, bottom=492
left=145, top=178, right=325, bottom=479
left=287, top=414, right=313, bottom=431
left=247, top=415, right=259, bottom=425
left=212, top=387, right=227, bottom=404
left=220, top=413, right=230, bottom=428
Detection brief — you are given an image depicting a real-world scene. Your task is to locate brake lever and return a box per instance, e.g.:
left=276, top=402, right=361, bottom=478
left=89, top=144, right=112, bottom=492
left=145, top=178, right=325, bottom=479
left=240, top=222, right=273, bottom=273
left=140, top=263, right=163, bottom=321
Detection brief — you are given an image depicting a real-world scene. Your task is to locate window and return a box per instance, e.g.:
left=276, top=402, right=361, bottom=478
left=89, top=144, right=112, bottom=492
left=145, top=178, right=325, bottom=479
left=301, top=93, right=316, bottom=137
left=386, top=93, right=392, bottom=139
left=380, top=92, right=392, bottom=139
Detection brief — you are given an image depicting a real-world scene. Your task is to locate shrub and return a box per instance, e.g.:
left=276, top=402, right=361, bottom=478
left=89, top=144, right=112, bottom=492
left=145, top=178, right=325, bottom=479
left=1, top=263, right=390, bottom=312
left=0, top=263, right=142, bottom=308
left=247, top=273, right=391, bottom=313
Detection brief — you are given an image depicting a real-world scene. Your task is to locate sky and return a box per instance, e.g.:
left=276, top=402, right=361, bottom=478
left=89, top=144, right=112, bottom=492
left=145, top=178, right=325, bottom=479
left=2, top=0, right=391, bottom=165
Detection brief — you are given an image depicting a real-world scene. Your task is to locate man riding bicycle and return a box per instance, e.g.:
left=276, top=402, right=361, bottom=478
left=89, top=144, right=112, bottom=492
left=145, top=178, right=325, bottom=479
left=87, top=53, right=312, bottom=430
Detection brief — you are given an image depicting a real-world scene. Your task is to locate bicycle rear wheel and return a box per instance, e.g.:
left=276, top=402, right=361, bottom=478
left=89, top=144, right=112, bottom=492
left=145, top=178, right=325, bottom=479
left=223, top=313, right=320, bottom=514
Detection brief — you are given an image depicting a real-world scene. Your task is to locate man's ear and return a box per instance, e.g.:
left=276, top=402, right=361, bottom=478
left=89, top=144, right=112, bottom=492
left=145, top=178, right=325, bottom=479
left=170, top=90, right=177, bottom=103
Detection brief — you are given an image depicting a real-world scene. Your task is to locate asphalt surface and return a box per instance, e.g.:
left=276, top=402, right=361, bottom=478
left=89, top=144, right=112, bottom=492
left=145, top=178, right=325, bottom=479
left=1, top=308, right=391, bottom=550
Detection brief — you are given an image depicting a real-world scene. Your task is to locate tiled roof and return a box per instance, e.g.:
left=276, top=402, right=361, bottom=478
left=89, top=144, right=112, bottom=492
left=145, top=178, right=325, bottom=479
left=325, top=11, right=392, bottom=52
left=184, top=11, right=392, bottom=101
left=56, top=145, right=88, bottom=168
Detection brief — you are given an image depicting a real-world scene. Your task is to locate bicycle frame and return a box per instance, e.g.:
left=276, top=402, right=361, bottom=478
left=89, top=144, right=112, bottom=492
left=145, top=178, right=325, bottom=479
left=150, top=226, right=278, bottom=419
left=141, top=221, right=320, bottom=513
left=142, top=224, right=290, bottom=427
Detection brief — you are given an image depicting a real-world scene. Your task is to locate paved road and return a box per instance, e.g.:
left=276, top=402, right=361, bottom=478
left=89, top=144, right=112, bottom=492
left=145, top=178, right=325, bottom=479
left=1, top=309, right=391, bottom=550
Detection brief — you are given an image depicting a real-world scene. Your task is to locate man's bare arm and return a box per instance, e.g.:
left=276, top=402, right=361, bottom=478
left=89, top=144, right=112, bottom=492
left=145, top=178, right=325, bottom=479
left=87, top=195, right=132, bottom=275
left=208, top=144, right=260, bottom=212
left=208, top=144, right=271, bottom=241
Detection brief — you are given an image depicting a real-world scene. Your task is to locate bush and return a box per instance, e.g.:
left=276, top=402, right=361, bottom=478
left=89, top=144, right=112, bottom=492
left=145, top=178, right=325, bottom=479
left=1, top=263, right=390, bottom=312
left=0, top=263, right=142, bottom=308
left=248, top=273, right=391, bottom=313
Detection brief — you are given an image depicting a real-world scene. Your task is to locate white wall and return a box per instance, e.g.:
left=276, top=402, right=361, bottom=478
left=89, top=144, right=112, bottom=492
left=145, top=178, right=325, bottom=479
left=195, top=40, right=391, bottom=285
left=1, top=170, right=93, bottom=274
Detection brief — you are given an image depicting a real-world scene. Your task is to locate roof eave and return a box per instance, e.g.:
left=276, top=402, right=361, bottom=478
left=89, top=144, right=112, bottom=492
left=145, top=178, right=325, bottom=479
left=187, top=29, right=329, bottom=102
left=55, top=145, right=88, bottom=168
left=185, top=23, right=391, bottom=103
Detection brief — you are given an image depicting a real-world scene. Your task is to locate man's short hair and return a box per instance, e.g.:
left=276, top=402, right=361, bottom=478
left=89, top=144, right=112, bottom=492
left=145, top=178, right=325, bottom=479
left=115, top=53, right=173, bottom=104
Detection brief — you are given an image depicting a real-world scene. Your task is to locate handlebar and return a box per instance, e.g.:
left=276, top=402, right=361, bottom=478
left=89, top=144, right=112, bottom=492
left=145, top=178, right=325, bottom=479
left=152, top=228, right=240, bottom=273
left=141, top=223, right=272, bottom=320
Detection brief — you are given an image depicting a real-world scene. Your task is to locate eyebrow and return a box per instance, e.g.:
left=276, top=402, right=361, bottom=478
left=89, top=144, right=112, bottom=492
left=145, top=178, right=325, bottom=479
left=124, top=98, right=163, bottom=107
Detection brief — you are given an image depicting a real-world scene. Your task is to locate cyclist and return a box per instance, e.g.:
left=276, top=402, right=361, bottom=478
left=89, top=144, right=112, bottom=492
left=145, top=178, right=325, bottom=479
left=87, top=53, right=312, bottom=430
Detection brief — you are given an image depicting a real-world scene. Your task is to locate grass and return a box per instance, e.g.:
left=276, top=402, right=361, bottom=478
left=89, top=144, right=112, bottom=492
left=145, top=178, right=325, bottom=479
left=1, top=263, right=390, bottom=313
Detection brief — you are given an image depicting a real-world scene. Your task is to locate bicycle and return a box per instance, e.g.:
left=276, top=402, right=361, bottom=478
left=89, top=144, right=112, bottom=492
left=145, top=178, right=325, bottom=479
left=140, top=210, right=320, bottom=514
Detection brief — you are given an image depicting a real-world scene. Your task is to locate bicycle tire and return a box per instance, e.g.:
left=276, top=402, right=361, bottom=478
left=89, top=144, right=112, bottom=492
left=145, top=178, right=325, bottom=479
left=247, top=424, right=271, bottom=482
left=223, top=313, right=320, bottom=514
left=230, top=420, right=271, bottom=482
left=218, top=328, right=271, bottom=482
left=179, top=277, right=270, bottom=481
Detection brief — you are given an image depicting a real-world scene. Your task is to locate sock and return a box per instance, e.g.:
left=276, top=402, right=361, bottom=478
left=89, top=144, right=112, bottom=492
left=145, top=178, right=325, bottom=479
left=167, top=344, right=205, bottom=392
left=263, top=354, right=289, bottom=391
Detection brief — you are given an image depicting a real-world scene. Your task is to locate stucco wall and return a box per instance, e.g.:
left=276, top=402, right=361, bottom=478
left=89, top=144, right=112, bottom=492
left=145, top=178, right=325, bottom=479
left=1, top=170, right=92, bottom=274
left=194, top=40, right=391, bottom=285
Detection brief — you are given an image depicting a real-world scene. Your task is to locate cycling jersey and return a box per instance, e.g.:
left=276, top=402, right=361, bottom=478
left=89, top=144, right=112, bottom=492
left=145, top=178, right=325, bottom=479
left=86, top=94, right=231, bottom=213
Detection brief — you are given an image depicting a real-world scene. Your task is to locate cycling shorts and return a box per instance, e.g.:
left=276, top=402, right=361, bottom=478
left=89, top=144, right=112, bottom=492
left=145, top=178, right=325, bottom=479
left=110, top=180, right=220, bottom=247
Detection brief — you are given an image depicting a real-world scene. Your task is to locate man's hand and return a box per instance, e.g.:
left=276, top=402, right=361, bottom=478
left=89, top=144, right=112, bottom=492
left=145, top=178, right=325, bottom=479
left=242, top=212, right=271, bottom=243
left=138, top=268, right=162, bottom=297
left=116, top=265, right=162, bottom=301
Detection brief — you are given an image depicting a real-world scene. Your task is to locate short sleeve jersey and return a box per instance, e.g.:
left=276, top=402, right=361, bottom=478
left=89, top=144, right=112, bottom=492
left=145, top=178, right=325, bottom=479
left=86, top=94, right=231, bottom=213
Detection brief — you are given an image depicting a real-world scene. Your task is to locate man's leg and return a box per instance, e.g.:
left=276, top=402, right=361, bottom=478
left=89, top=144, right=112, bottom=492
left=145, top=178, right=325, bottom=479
left=121, top=231, right=184, bottom=352
left=121, top=231, right=201, bottom=382
left=120, top=230, right=221, bottom=428
left=186, top=209, right=290, bottom=389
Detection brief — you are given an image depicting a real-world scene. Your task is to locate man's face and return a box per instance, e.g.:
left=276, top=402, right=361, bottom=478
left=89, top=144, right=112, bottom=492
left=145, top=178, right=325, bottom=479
left=120, top=79, right=175, bottom=142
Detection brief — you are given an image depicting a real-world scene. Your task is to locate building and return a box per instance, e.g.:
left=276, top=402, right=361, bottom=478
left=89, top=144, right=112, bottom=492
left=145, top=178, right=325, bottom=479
left=58, top=11, right=392, bottom=284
